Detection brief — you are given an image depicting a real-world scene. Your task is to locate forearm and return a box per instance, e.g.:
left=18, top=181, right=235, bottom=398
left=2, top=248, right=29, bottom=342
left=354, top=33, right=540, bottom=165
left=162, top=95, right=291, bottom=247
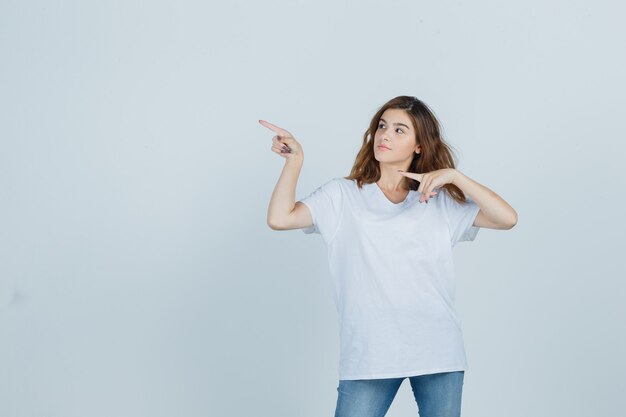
left=267, top=156, right=304, bottom=225
left=452, top=170, right=518, bottom=226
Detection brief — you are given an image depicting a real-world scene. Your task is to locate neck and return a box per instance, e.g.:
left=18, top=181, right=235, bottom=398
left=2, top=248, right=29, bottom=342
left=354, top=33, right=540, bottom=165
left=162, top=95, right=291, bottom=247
left=377, top=164, right=411, bottom=191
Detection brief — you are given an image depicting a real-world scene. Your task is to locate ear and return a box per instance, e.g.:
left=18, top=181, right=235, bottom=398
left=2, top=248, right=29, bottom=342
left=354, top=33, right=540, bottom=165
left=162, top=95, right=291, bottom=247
left=414, top=143, right=421, bottom=154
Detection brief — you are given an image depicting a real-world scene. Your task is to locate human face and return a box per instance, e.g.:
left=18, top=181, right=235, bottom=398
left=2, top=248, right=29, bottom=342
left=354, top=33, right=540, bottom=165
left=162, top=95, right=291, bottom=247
left=373, top=108, right=420, bottom=161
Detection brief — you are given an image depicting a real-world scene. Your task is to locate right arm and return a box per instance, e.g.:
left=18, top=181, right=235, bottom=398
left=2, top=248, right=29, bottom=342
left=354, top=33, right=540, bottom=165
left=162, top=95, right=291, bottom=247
left=259, top=119, right=313, bottom=231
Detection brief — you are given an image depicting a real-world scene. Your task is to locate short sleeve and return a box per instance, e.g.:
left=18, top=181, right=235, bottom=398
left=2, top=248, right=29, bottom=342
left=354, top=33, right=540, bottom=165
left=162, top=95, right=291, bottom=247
left=438, top=189, right=481, bottom=246
left=298, top=178, right=344, bottom=243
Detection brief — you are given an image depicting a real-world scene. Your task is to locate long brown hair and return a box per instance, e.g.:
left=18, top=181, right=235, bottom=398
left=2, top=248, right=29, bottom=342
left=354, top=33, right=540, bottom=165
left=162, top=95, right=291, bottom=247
left=344, top=95, right=470, bottom=204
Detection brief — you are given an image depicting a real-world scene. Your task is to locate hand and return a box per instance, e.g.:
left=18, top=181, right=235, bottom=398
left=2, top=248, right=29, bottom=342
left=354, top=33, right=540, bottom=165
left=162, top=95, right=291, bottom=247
left=259, top=119, right=303, bottom=160
left=398, top=168, right=458, bottom=203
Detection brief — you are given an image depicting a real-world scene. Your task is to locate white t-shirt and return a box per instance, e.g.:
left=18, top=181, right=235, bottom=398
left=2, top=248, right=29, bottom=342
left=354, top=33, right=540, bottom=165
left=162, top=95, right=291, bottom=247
left=299, top=177, right=481, bottom=380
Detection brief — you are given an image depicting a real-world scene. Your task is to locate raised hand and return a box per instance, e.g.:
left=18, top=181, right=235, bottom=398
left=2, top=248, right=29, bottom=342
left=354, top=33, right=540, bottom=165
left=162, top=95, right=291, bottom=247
left=259, top=119, right=303, bottom=160
left=398, top=168, right=459, bottom=203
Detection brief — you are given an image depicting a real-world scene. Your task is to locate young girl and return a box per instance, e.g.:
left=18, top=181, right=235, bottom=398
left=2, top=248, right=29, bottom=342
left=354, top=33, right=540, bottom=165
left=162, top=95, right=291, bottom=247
left=261, top=95, right=517, bottom=417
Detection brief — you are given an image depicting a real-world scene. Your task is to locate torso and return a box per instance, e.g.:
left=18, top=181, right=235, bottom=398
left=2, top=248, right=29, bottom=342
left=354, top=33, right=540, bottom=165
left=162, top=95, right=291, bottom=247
left=323, top=178, right=467, bottom=380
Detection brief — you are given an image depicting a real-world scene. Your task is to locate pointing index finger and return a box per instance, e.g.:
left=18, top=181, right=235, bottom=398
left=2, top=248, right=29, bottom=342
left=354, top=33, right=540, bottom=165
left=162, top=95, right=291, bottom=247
left=398, top=170, right=424, bottom=181
left=259, top=119, right=291, bottom=137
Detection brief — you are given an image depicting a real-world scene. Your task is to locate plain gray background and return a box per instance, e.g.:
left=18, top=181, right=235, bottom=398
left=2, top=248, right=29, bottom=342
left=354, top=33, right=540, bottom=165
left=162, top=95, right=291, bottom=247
left=1, top=1, right=625, bottom=416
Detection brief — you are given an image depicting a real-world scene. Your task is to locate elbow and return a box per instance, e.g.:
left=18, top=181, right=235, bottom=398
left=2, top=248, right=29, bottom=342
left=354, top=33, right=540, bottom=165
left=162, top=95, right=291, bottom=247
left=267, top=218, right=283, bottom=231
left=505, top=212, right=518, bottom=229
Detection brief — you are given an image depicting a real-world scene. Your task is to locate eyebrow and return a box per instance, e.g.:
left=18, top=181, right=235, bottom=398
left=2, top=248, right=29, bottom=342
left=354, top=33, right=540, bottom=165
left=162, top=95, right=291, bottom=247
left=380, top=118, right=410, bottom=130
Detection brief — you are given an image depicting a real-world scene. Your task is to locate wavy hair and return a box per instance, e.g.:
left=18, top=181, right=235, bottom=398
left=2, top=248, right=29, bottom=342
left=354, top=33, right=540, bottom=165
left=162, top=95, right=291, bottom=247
left=344, top=95, right=470, bottom=204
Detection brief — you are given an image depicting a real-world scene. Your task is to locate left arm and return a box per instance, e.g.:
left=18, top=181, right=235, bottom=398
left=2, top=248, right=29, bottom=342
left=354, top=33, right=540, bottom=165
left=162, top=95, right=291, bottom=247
left=452, top=170, right=518, bottom=230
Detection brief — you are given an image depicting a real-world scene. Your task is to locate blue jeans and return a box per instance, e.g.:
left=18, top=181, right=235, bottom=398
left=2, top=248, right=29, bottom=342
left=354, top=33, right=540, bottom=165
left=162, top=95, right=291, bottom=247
left=334, top=371, right=464, bottom=417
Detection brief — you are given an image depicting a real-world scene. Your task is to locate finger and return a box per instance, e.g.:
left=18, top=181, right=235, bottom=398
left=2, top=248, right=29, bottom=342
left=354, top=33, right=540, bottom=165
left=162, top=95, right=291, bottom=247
left=279, top=146, right=294, bottom=155
left=427, top=181, right=443, bottom=197
left=277, top=140, right=292, bottom=151
left=259, top=120, right=292, bottom=137
left=422, top=190, right=437, bottom=203
left=426, top=177, right=437, bottom=195
left=398, top=170, right=424, bottom=182
left=272, top=135, right=287, bottom=146
left=277, top=136, right=295, bottom=146
left=424, top=190, right=437, bottom=203
left=420, top=188, right=432, bottom=203
left=417, top=175, right=426, bottom=194
left=272, top=135, right=293, bottom=152
left=423, top=177, right=434, bottom=196
left=271, top=145, right=291, bottom=157
left=277, top=138, right=293, bottom=149
left=272, top=143, right=291, bottom=153
left=273, top=143, right=293, bottom=154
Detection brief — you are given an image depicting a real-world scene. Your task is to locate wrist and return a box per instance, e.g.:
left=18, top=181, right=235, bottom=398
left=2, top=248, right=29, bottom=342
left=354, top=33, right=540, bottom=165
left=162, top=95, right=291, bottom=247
left=286, top=154, right=304, bottom=165
left=451, top=169, right=465, bottom=186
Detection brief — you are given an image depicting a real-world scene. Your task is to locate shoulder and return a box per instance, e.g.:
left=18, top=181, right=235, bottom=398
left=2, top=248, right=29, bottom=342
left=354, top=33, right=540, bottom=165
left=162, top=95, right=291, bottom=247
left=332, top=177, right=358, bottom=187
left=321, top=177, right=354, bottom=192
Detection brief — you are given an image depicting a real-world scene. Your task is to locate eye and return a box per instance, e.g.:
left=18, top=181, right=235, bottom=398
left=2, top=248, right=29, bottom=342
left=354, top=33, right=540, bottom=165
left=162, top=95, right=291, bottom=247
left=377, top=122, right=404, bottom=134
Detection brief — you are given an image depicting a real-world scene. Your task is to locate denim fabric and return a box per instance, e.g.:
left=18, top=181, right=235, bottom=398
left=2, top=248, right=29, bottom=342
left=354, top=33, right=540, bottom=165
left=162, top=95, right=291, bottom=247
left=334, top=371, right=464, bottom=417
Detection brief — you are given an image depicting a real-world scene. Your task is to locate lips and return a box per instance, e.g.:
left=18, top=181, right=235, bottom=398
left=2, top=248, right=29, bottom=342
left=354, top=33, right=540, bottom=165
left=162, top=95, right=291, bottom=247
left=377, top=145, right=391, bottom=150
